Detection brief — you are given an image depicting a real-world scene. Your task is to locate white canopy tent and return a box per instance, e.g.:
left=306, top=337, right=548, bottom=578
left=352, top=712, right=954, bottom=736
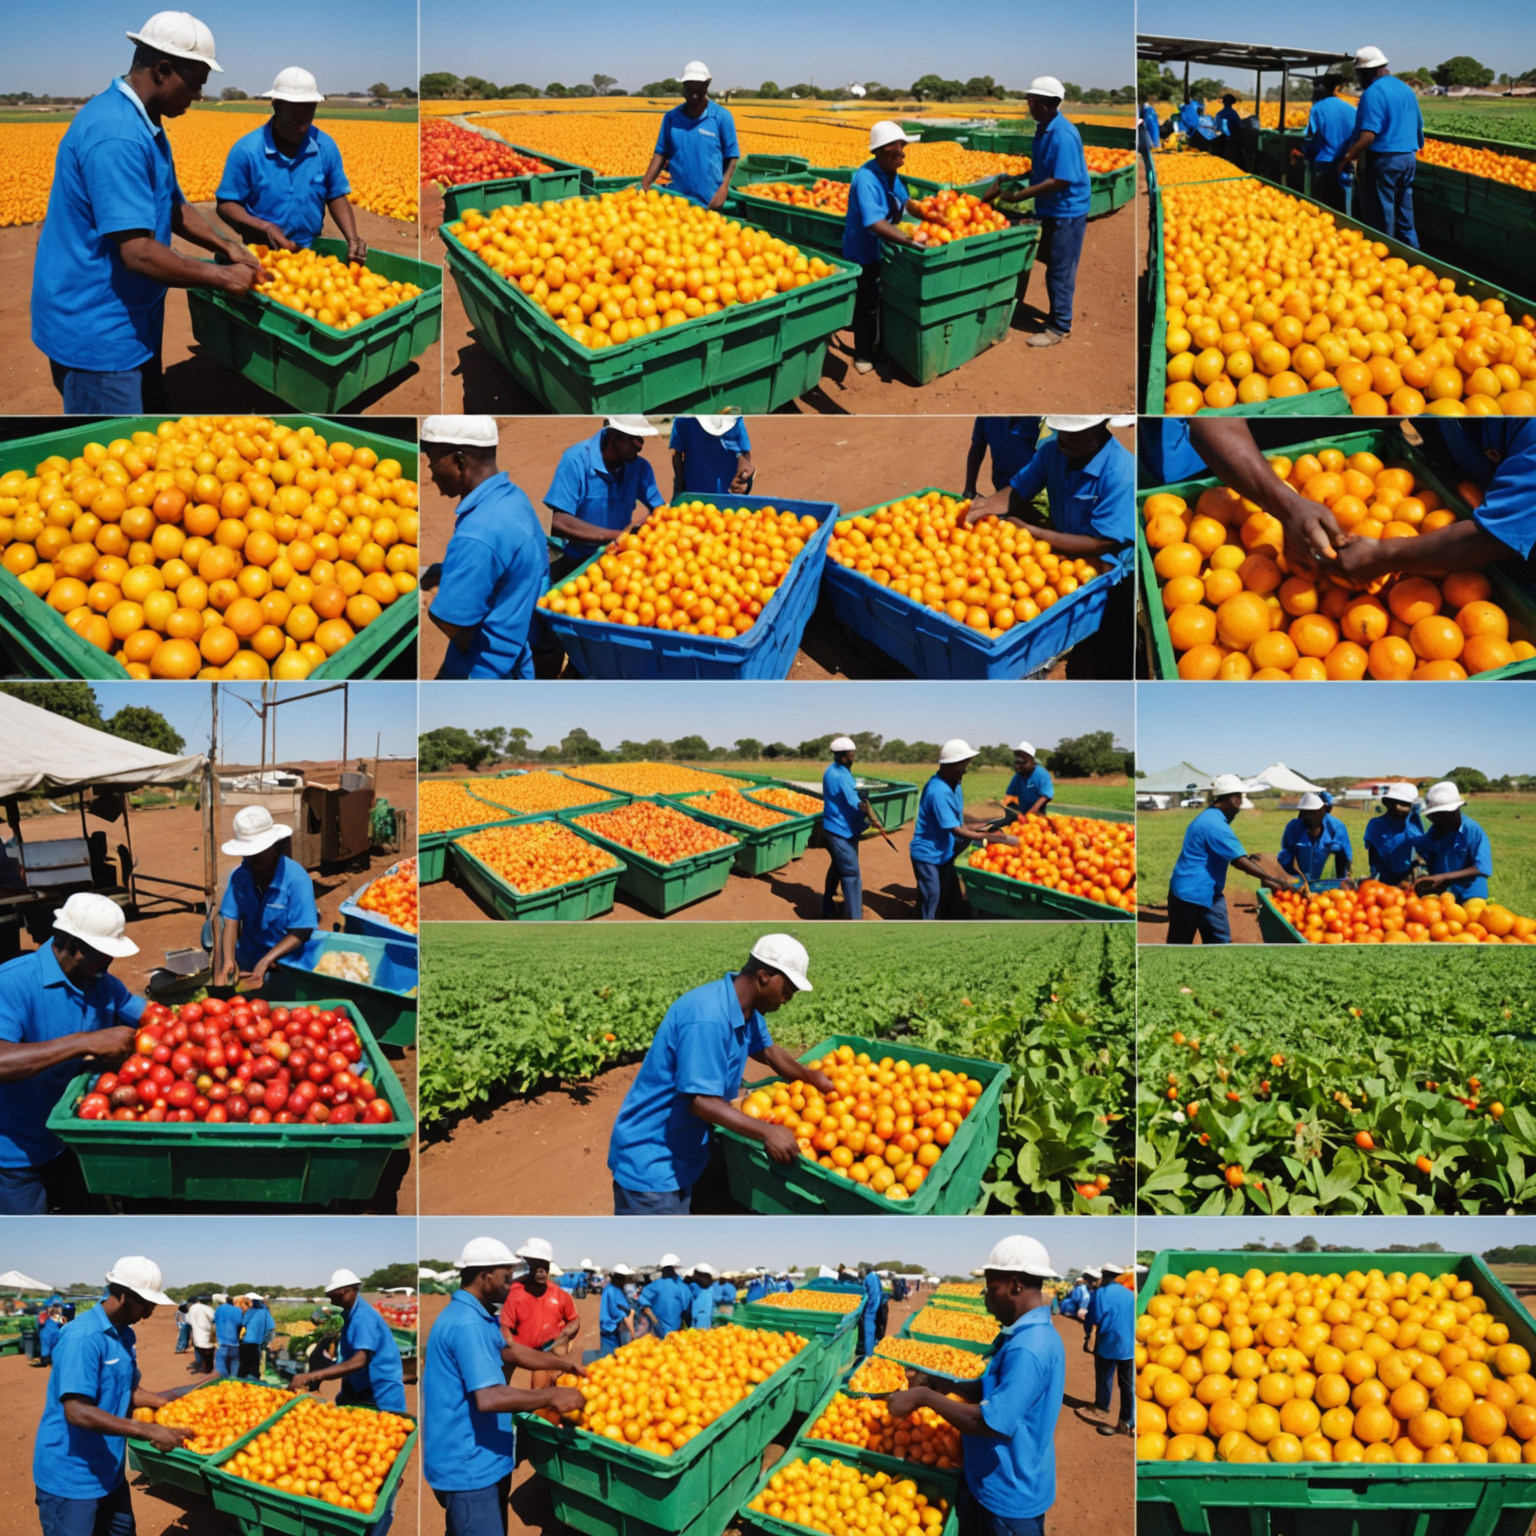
left=0, top=1270, right=50, bottom=1291
left=1248, top=763, right=1324, bottom=794
left=0, top=692, right=205, bottom=797
left=1137, top=762, right=1213, bottom=793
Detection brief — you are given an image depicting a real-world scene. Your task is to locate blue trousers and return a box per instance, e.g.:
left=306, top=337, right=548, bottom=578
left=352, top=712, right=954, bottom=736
left=1094, top=1355, right=1134, bottom=1422
left=435, top=1476, right=511, bottom=1536
left=911, top=857, right=960, bottom=921
left=1166, top=892, right=1231, bottom=945
left=175, top=1322, right=190, bottom=1353
left=1358, top=152, right=1418, bottom=247
left=598, top=1330, right=626, bottom=1358
left=49, top=355, right=167, bottom=414
left=0, top=1162, right=47, bottom=1214
left=612, top=1180, right=691, bottom=1215
left=821, top=831, right=863, bottom=919
left=1035, top=214, right=1087, bottom=335
left=214, top=1344, right=241, bottom=1377
left=36, top=1479, right=135, bottom=1536
left=958, top=1481, right=1045, bottom=1536
left=1311, top=161, right=1351, bottom=215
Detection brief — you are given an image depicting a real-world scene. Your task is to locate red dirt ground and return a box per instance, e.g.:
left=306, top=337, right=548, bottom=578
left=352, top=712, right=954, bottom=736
left=1137, top=896, right=1264, bottom=946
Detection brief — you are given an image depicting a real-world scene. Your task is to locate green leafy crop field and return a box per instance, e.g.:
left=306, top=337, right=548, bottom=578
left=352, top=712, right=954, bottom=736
left=1421, top=99, right=1536, bottom=147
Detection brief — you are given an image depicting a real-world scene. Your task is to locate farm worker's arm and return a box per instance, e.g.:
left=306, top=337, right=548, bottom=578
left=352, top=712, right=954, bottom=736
left=501, top=1339, right=588, bottom=1378
left=214, top=145, right=300, bottom=253
left=217, top=880, right=244, bottom=985
left=640, top=151, right=668, bottom=193
left=473, top=1380, right=587, bottom=1417
left=290, top=1346, right=375, bottom=1393
left=631, top=459, right=667, bottom=532
left=429, top=526, right=504, bottom=654
left=547, top=504, right=625, bottom=548
left=1415, top=865, right=1483, bottom=895
left=1338, top=127, right=1376, bottom=170
left=1231, top=852, right=1294, bottom=893
left=245, top=873, right=318, bottom=989
left=1336, top=518, right=1514, bottom=581
left=966, top=444, right=1046, bottom=529
left=706, top=113, right=741, bottom=212
left=730, top=451, right=754, bottom=494
left=886, top=1381, right=1000, bottom=1437
left=60, top=1367, right=193, bottom=1451
left=557, top=1294, right=581, bottom=1351
left=1022, top=521, right=1119, bottom=559
left=852, top=171, right=919, bottom=248
left=963, top=421, right=990, bottom=499
left=244, top=930, right=308, bottom=991
left=0, top=977, right=136, bottom=1083
left=326, top=195, right=368, bottom=264
left=670, top=447, right=687, bottom=502
left=707, top=156, right=739, bottom=214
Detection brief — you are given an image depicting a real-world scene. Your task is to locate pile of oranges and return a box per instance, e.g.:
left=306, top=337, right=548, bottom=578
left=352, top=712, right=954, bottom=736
left=553, top=1325, right=806, bottom=1456
left=418, top=781, right=515, bottom=836
left=1420, top=139, right=1536, bottom=194
left=967, top=812, right=1136, bottom=909
left=807, top=1394, right=963, bottom=1470
left=1135, top=1264, right=1536, bottom=1466
left=1270, top=883, right=1536, bottom=945
left=678, top=789, right=793, bottom=829
left=250, top=247, right=425, bottom=331
left=220, top=1398, right=412, bottom=1513
left=907, top=1307, right=999, bottom=1346
left=0, top=417, right=418, bottom=681
left=933, top=1284, right=983, bottom=1301
left=357, top=858, right=418, bottom=935
left=739, top=1042, right=983, bottom=1202
left=1160, top=180, right=1536, bottom=416
left=828, top=492, right=1107, bottom=640
left=134, top=1381, right=293, bottom=1455
left=850, top=1356, right=912, bottom=1393
left=902, top=191, right=1008, bottom=245
left=753, top=1290, right=862, bottom=1314
left=749, top=1458, right=949, bottom=1536
left=876, top=1337, right=988, bottom=1379
left=538, top=501, right=820, bottom=639
left=455, top=822, right=619, bottom=894
left=558, top=763, right=740, bottom=796
left=446, top=189, right=839, bottom=352
left=463, top=772, right=609, bottom=813
left=742, top=178, right=854, bottom=213
left=1150, top=148, right=1251, bottom=188
left=751, top=785, right=827, bottom=816
left=1144, top=450, right=1533, bottom=681
left=574, top=802, right=738, bottom=864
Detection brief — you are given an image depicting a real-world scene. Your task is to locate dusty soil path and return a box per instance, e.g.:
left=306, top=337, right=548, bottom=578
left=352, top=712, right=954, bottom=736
left=1136, top=896, right=1264, bottom=946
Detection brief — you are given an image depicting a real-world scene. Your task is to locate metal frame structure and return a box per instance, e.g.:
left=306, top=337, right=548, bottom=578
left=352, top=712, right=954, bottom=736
left=1138, top=35, right=1353, bottom=131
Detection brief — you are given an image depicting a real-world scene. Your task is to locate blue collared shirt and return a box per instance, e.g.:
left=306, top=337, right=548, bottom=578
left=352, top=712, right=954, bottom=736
left=821, top=762, right=868, bottom=841
left=712, top=1281, right=737, bottom=1309
left=637, top=1275, right=691, bottom=1336
left=1410, top=816, right=1492, bottom=901
left=669, top=416, right=751, bottom=495
left=214, top=1303, right=244, bottom=1346
left=1356, top=75, right=1424, bottom=155
left=972, top=418, right=1042, bottom=490
left=338, top=1297, right=407, bottom=1413
left=1007, top=766, right=1054, bottom=811
left=216, top=122, right=349, bottom=249
left=654, top=100, right=739, bottom=206
left=1169, top=807, right=1248, bottom=906
left=0, top=941, right=144, bottom=1168
left=964, top=1306, right=1065, bottom=1519
left=219, top=855, right=319, bottom=973
left=1215, top=106, right=1243, bottom=137
left=910, top=776, right=966, bottom=866
left=39, top=1317, right=62, bottom=1352
left=599, top=1284, right=633, bottom=1337
left=1058, top=1284, right=1088, bottom=1319
left=422, top=1289, right=515, bottom=1493
left=1364, top=809, right=1425, bottom=881
left=688, top=1282, right=714, bottom=1331
left=1029, top=115, right=1091, bottom=218
left=1140, top=106, right=1161, bottom=150
left=545, top=431, right=666, bottom=561
left=240, top=1306, right=275, bottom=1347
left=861, top=1270, right=884, bottom=1320
left=1415, top=420, right=1536, bottom=560
left=34, top=1304, right=141, bottom=1499
left=1009, top=436, right=1135, bottom=554
left=608, top=974, right=771, bottom=1193
left=1305, top=97, right=1358, bottom=164
left=32, top=78, right=186, bottom=371
left=843, top=161, right=909, bottom=267
left=434, top=472, right=548, bottom=680
left=1088, top=1283, right=1133, bottom=1359
left=1137, top=421, right=1205, bottom=489
left=745, top=1280, right=768, bottom=1303
left=1279, top=817, right=1354, bottom=881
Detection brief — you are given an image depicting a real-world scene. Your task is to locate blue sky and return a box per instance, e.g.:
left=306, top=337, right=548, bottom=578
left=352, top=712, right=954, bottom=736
left=6, top=0, right=417, bottom=98
left=419, top=682, right=1132, bottom=753
left=1135, top=685, right=1532, bottom=780
left=1141, top=1215, right=1536, bottom=1255
left=422, top=0, right=1133, bottom=92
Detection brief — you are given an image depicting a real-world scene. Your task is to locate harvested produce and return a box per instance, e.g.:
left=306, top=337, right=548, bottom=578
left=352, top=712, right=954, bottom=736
left=72, top=998, right=395, bottom=1126
left=751, top=1291, right=862, bottom=1314
left=907, top=1307, right=999, bottom=1345
left=849, top=1355, right=913, bottom=1394
left=0, top=419, right=418, bottom=681
left=250, top=246, right=424, bottom=331
left=829, top=492, right=1107, bottom=640
left=419, top=781, right=515, bottom=835
left=876, top=1337, right=987, bottom=1379
left=1419, top=138, right=1536, bottom=193
left=1270, top=883, right=1536, bottom=945
left=743, top=178, right=856, bottom=212
left=677, top=789, right=793, bottom=828
left=573, top=802, right=738, bottom=863
left=133, top=1380, right=294, bottom=1453
left=749, top=785, right=825, bottom=816
left=749, top=1458, right=950, bottom=1536
left=463, top=772, right=610, bottom=813
left=0, top=122, right=69, bottom=227
left=538, top=501, right=820, bottom=638
left=969, top=812, right=1136, bottom=910
left=1135, top=1263, right=1536, bottom=1466
left=560, top=762, right=741, bottom=796
left=358, top=859, right=418, bottom=934
left=1149, top=148, right=1252, bottom=187
left=421, top=120, right=549, bottom=187
left=807, top=1392, right=963, bottom=1468
left=454, top=822, right=619, bottom=893
left=312, top=950, right=373, bottom=984
left=934, top=1283, right=983, bottom=1300
left=902, top=190, right=1008, bottom=244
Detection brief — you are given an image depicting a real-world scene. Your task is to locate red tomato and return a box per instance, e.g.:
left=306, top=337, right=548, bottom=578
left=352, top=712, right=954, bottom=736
left=364, top=1099, right=394, bottom=1123
left=167, top=1081, right=196, bottom=1108
left=205, top=1105, right=228, bottom=1124
left=249, top=1107, right=272, bottom=1124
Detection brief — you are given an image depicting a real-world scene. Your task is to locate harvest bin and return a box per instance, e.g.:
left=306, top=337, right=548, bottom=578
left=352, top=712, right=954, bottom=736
left=737, top=1446, right=960, bottom=1536
left=733, top=1304, right=862, bottom=1412
left=340, top=860, right=418, bottom=943
left=535, top=493, right=840, bottom=681
left=956, top=810, right=1135, bottom=923
left=1136, top=1249, right=1536, bottom=1536
left=819, top=486, right=1128, bottom=680
left=439, top=141, right=590, bottom=214
left=447, top=814, right=623, bottom=921
left=658, top=792, right=818, bottom=876
left=898, top=1308, right=998, bottom=1357
left=44, top=998, right=414, bottom=1205
left=725, top=170, right=948, bottom=260
left=716, top=1034, right=1009, bottom=1216
left=128, top=1377, right=291, bottom=1494
left=0, top=417, right=418, bottom=682
left=793, top=1364, right=967, bottom=1488
left=418, top=801, right=524, bottom=884
left=187, top=238, right=443, bottom=414
left=1136, top=427, right=1536, bottom=681
left=274, top=933, right=419, bottom=1046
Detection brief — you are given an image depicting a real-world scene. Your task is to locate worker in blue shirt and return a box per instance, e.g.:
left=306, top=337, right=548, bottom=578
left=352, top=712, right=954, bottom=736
left=670, top=414, right=754, bottom=497
left=216, top=806, right=318, bottom=989
left=0, top=893, right=143, bottom=1216
left=1339, top=46, right=1424, bottom=246
left=292, top=1269, right=407, bottom=1416
left=1295, top=77, right=1357, bottom=214
left=1169, top=775, right=1296, bottom=944
left=1409, top=782, right=1492, bottom=902
left=1364, top=784, right=1426, bottom=883
left=1136, top=419, right=1206, bottom=491
left=1139, top=100, right=1162, bottom=154
left=1006, top=743, right=1053, bottom=819
left=821, top=737, right=878, bottom=921
left=843, top=121, right=926, bottom=375
left=745, top=1272, right=770, bottom=1304
left=237, top=1296, right=274, bottom=1380
left=638, top=1258, right=692, bottom=1338
left=688, top=1265, right=718, bottom=1330
left=545, top=417, right=667, bottom=577
left=598, top=1265, right=636, bottom=1357
left=712, top=1276, right=738, bottom=1320
left=910, top=741, right=1020, bottom=921
left=422, top=416, right=549, bottom=682
left=30, top=13, right=263, bottom=414
left=607, top=935, right=831, bottom=1214
left=964, top=418, right=1043, bottom=497
left=37, top=1308, right=63, bottom=1369
left=1279, top=793, right=1354, bottom=883
left=212, top=1296, right=244, bottom=1377
left=423, top=1237, right=587, bottom=1536
left=1215, top=95, right=1244, bottom=137
left=888, top=1235, right=1066, bottom=1536
left=642, top=63, right=739, bottom=210
left=1078, top=1265, right=1134, bottom=1436
left=1057, top=1276, right=1090, bottom=1325
left=857, top=1267, right=885, bottom=1359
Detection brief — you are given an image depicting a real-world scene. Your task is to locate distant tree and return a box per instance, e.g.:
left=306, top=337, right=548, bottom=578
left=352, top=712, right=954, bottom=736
left=734, top=738, right=764, bottom=760
left=0, top=681, right=104, bottom=729
left=763, top=742, right=793, bottom=759
left=560, top=727, right=607, bottom=762
left=757, top=81, right=780, bottom=98
left=910, top=73, right=946, bottom=101
left=545, top=82, right=569, bottom=98
left=1062, top=82, right=1083, bottom=101
left=474, top=727, right=507, bottom=761
left=461, top=76, right=496, bottom=99
left=1433, top=55, right=1494, bottom=88
left=618, top=739, right=669, bottom=761
left=569, top=83, right=595, bottom=97
left=1295, top=1234, right=1320, bottom=1252
left=107, top=706, right=185, bottom=755
left=852, top=731, right=883, bottom=757
left=360, top=1262, right=419, bottom=1291
left=870, top=86, right=897, bottom=101
left=795, top=735, right=834, bottom=760
left=903, top=742, right=940, bottom=765
left=593, top=74, right=617, bottom=95
left=1189, top=77, right=1227, bottom=101
left=1485, top=1245, right=1536, bottom=1264
left=1444, top=766, right=1490, bottom=793
left=419, top=72, right=464, bottom=99
left=502, top=83, right=537, bottom=98
left=507, top=727, right=532, bottom=758
left=882, top=739, right=909, bottom=762
left=419, top=728, right=487, bottom=773
left=1401, top=69, right=1436, bottom=90
left=1138, top=61, right=1181, bottom=101
left=1122, top=752, right=1136, bottom=777
left=367, top=82, right=392, bottom=98
left=220, top=87, right=248, bottom=101
left=670, top=735, right=710, bottom=760
left=962, top=76, right=996, bottom=99
left=1082, top=87, right=1109, bottom=104
left=1050, top=730, right=1123, bottom=778
left=639, top=78, right=682, bottom=96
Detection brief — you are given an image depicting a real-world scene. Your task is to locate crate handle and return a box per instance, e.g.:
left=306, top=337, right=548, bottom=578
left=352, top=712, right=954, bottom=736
left=1164, top=1482, right=1212, bottom=1535
left=1304, top=1478, right=1368, bottom=1501
left=1465, top=1480, right=1509, bottom=1536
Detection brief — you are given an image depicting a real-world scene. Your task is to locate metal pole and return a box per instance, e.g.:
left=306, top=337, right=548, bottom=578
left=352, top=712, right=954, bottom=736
left=271, top=682, right=278, bottom=767
left=343, top=685, right=350, bottom=769
left=1279, top=69, right=1288, bottom=139
left=1183, top=60, right=1190, bottom=105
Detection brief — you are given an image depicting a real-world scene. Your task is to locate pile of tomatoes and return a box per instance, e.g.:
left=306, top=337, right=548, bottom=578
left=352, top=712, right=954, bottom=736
left=905, top=190, right=1007, bottom=245
left=574, top=802, right=738, bottom=865
left=968, top=812, right=1136, bottom=910
left=1270, top=881, right=1536, bottom=945
left=73, top=997, right=395, bottom=1126
left=742, top=178, right=852, bottom=213
left=421, top=120, right=550, bottom=187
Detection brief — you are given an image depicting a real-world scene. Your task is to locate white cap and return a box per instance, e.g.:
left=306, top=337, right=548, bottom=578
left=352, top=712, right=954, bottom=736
left=222, top=805, right=294, bottom=857
left=681, top=61, right=712, bottom=83
left=324, top=1269, right=362, bottom=1292
left=516, top=1238, right=555, bottom=1264
left=611, top=1264, right=636, bottom=1277
left=1211, top=774, right=1246, bottom=796
left=603, top=415, right=658, bottom=438
left=693, top=415, right=739, bottom=436
left=262, top=66, right=324, bottom=103
left=939, top=738, right=979, bottom=765
left=127, top=11, right=222, bottom=72
left=748, top=933, right=812, bottom=992
left=1043, top=415, right=1135, bottom=432
left=1354, top=46, right=1389, bottom=69
left=247, top=1293, right=266, bottom=1301
left=1026, top=76, right=1066, bottom=99
left=659, top=1253, right=682, bottom=1269
left=830, top=737, right=857, bottom=754
left=104, top=1257, right=174, bottom=1307
left=1424, top=781, right=1466, bottom=814
left=869, top=120, right=919, bottom=151
left=1297, top=792, right=1325, bottom=811
left=548, top=1264, right=564, bottom=1277
left=579, top=1258, right=596, bottom=1270
left=1014, top=740, right=1036, bottom=756
left=693, top=1262, right=718, bottom=1279
left=53, top=893, right=138, bottom=958
left=1382, top=783, right=1418, bottom=804
left=983, top=1235, right=1061, bottom=1279
left=457, top=1237, right=517, bottom=1268
left=421, top=416, right=499, bottom=448
left=1100, top=1263, right=1125, bottom=1275
left=1083, top=1267, right=1102, bottom=1279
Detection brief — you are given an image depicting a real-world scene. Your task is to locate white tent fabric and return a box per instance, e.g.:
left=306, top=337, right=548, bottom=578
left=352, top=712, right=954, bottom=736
left=1137, top=761, right=1213, bottom=792
left=0, top=1270, right=50, bottom=1290
left=0, top=692, right=206, bottom=798
left=1248, top=763, right=1325, bottom=794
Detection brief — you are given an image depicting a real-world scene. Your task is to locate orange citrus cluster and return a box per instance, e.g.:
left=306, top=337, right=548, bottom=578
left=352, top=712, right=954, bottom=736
left=749, top=1459, right=949, bottom=1536
left=742, top=178, right=854, bottom=212
left=934, top=1283, right=983, bottom=1300
left=462, top=773, right=610, bottom=813
left=221, top=1398, right=412, bottom=1513
left=554, top=1325, right=806, bottom=1456
left=0, top=122, right=69, bottom=226
left=134, top=1381, right=293, bottom=1454
left=753, top=1290, right=862, bottom=1314
left=358, top=858, right=418, bottom=934
left=740, top=1042, right=982, bottom=1202
left=538, top=501, right=819, bottom=639
left=0, top=417, right=417, bottom=681
left=829, top=492, right=1105, bottom=641
left=1136, top=1266, right=1536, bottom=1465
left=1420, top=138, right=1536, bottom=192
left=558, top=763, right=740, bottom=796
left=250, top=247, right=424, bottom=331
left=750, top=786, right=826, bottom=815
left=575, top=801, right=738, bottom=863
left=876, top=1337, right=988, bottom=1379
left=908, top=1307, right=1000, bottom=1345
left=968, top=812, right=1136, bottom=909
left=678, top=789, right=793, bottom=828
left=850, top=1355, right=911, bottom=1393
left=419, top=781, right=514, bottom=835
left=904, top=190, right=1008, bottom=244
left=1150, top=148, right=1251, bottom=187
left=455, top=822, right=618, bottom=893
left=1271, top=884, right=1536, bottom=945
left=808, top=1393, right=963, bottom=1469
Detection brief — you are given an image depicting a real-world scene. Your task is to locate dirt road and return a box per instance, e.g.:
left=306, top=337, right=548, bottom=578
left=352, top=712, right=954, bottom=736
left=1136, top=897, right=1264, bottom=946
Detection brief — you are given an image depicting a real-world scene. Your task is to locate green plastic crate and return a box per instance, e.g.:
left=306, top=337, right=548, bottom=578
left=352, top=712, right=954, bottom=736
left=725, top=170, right=948, bottom=260
left=1256, top=884, right=1309, bottom=944
left=792, top=1366, right=965, bottom=1489
left=44, top=998, right=413, bottom=1205
left=881, top=271, right=1019, bottom=385
left=735, top=154, right=813, bottom=178
left=658, top=792, right=817, bottom=876
left=955, top=844, right=1133, bottom=922
left=737, top=1447, right=960, bottom=1536
left=418, top=792, right=521, bottom=884
left=898, top=1308, right=998, bottom=1357
left=548, top=1457, right=762, bottom=1536
left=859, top=779, right=920, bottom=830
left=273, top=933, right=418, bottom=1047
left=733, top=1298, right=864, bottom=1340
left=1137, top=1250, right=1536, bottom=1536
left=448, top=817, right=623, bottom=922
left=186, top=239, right=442, bottom=413
left=881, top=221, right=1037, bottom=303
left=557, top=799, right=740, bottom=915
left=439, top=137, right=590, bottom=213
left=128, top=1377, right=295, bottom=1493
left=733, top=1307, right=859, bottom=1413
left=0, top=415, right=417, bottom=681
left=716, top=1034, right=1009, bottom=1217
left=1136, top=427, right=1536, bottom=681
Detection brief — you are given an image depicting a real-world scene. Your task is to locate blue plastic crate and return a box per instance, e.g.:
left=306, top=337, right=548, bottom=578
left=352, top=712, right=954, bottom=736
left=339, top=861, right=418, bottom=944
left=275, top=933, right=418, bottom=1046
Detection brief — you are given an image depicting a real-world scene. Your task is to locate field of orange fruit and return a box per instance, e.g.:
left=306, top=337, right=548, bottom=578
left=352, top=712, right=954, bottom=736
left=459, top=772, right=610, bottom=813
left=556, top=763, right=740, bottom=796
left=1420, top=138, right=1536, bottom=193
left=1160, top=179, right=1536, bottom=416
left=807, top=1395, right=964, bottom=1469
left=1270, top=883, right=1536, bottom=945
left=875, top=1337, right=988, bottom=1379
left=133, top=1381, right=294, bottom=1454
left=906, top=1306, right=1000, bottom=1345
left=753, top=1290, right=862, bottom=1314
left=750, top=785, right=826, bottom=816
left=249, top=246, right=425, bottom=330
left=573, top=802, right=738, bottom=863
left=828, top=492, right=1109, bottom=642
left=0, top=121, right=69, bottom=227
left=357, top=858, right=418, bottom=934
left=749, top=1456, right=950, bottom=1536
left=454, top=822, right=620, bottom=893
left=0, top=417, right=418, bottom=681
left=1135, top=1264, right=1536, bottom=1466
left=849, top=1355, right=912, bottom=1394
left=538, top=501, right=821, bottom=639
left=967, top=811, right=1137, bottom=909
left=677, top=788, right=794, bottom=828
left=1143, top=450, right=1534, bottom=681
left=419, top=780, right=515, bottom=835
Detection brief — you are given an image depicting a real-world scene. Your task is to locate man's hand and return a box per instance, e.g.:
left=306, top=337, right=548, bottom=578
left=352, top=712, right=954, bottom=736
left=346, top=235, right=369, bottom=264
left=965, top=491, right=1006, bottom=526
left=218, top=261, right=262, bottom=297
left=290, top=1372, right=317, bottom=1392
left=887, top=1389, right=920, bottom=1417
left=84, top=1025, right=138, bottom=1059
left=546, top=1386, right=587, bottom=1416
left=807, top=1068, right=835, bottom=1095
left=761, top=1123, right=802, bottom=1166
left=562, top=1358, right=589, bottom=1378
left=1414, top=874, right=1449, bottom=896
left=1261, top=876, right=1298, bottom=894
left=1263, top=481, right=1344, bottom=574
left=241, top=966, right=268, bottom=991
left=1334, top=536, right=1389, bottom=583
left=144, top=1423, right=194, bottom=1451
left=265, top=224, right=300, bottom=253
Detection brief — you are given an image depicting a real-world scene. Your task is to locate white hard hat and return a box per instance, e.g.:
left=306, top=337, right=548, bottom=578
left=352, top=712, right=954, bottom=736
left=1297, top=792, right=1325, bottom=811
left=516, top=1238, right=556, bottom=1264
left=1382, top=783, right=1418, bottom=804
left=748, top=933, right=812, bottom=993
left=1100, top=1263, right=1125, bottom=1275
left=611, top=1264, right=636, bottom=1277
left=984, top=1235, right=1061, bottom=1279
left=1354, top=46, right=1389, bottom=69
left=869, top=120, right=919, bottom=151
left=457, top=1237, right=517, bottom=1268
left=579, top=1258, right=596, bottom=1270
left=1210, top=774, right=1246, bottom=796
left=262, top=66, right=324, bottom=103
left=939, top=738, right=979, bottom=765
left=830, top=737, right=857, bottom=754
left=53, top=892, right=138, bottom=958
left=659, top=1253, right=683, bottom=1268
left=1014, top=740, right=1036, bottom=756
left=604, top=415, right=659, bottom=438
left=127, top=10, right=222, bottom=72
left=693, top=415, right=739, bottom=436
left=1043, top=415, right=1135, bottom=432
left=1083, top=1267, right=1102, bottom=1279
left=421, top=415, right=499, bottom=448
left=693, top=1262, right=718, bottom=1279
left=325, top=1269, right=362, bottom=1292
left=105, top=1257, right=173, bottom=1307
left=681, top=61, right=712, bottom=83
left=1424, top=781, right=1466, bottom=814
left=548, top=1264, right=564, bottom=1277
left=222, top=805, right=294, bottom=857
left=1026, top=76, right=1066, bottom=99
left=247, top=1293, right=266, bottom=1301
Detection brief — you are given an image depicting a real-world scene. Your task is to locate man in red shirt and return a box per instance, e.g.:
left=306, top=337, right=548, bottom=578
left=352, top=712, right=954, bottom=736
left=499, top=1238, right=580, bottom=1390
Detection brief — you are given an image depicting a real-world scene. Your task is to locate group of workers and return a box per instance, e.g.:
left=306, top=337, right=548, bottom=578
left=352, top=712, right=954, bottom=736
left=1056, top=1264, right=1137, bottom=1437
left=31, top=9, right=369, bottom=412
left=171, top=1292, right=276, bottom=1377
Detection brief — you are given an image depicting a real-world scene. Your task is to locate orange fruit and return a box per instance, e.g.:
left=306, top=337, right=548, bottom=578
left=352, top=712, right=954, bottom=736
left=1153, top=543, right=1204, bottom=581
left=1324, top=641, right=1369, bottom=681
left=1168, top=605, right=1218, bottom=652
left=1387, top=578, right=1441, bottom=625
left=1414, top=659, right=1469, bottom=680
left=1250, top=631, right=1299, bottom=671
left=1289, top=613, right=1339, bottom=658
left=1461, top=635, right=1516, bottom=675
left=1341, top=597, right=1389, bottom=644
left=1442, top=571, right=1491, bottom=607
left=1409, top=616, right=1465, bottom=662
left=1455, top=600, right=1508, bottom=640
left=1215, top=592, right=1272, bottom=650
left=149, top=638, right=201, bottom=679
